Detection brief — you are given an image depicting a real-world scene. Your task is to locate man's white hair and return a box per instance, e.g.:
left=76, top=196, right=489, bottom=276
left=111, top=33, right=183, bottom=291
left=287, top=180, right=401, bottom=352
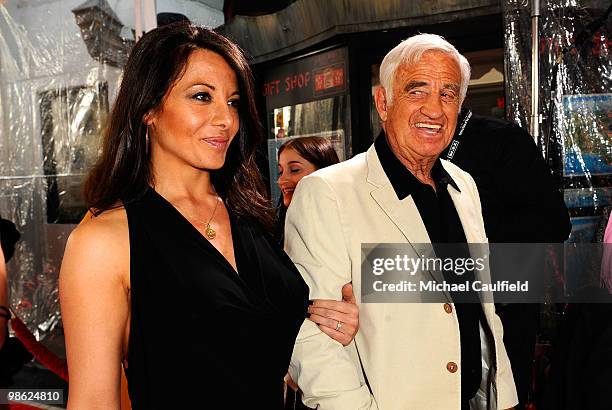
left=379, top=33, right=471, bottom=106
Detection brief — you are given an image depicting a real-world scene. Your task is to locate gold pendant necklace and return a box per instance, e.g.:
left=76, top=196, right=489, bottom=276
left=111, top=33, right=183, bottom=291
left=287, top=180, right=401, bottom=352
left=204, top=190, right=221, bottom=240
left=205, top=222, right=216, bottom=239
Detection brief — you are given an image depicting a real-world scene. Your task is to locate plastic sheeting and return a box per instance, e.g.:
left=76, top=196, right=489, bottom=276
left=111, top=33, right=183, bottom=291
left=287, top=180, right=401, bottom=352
left=0, top=0, right=224, bottom=357
left=0, top=1, right=128, bottom=352
left=503, top=0, right=612, bottom=243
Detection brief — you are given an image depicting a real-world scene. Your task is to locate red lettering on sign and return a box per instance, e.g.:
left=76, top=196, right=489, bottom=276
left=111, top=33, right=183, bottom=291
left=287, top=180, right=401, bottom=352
left=314, top=67, right=344, bottom=91
left=262, top=80, right=281, bottom=96
left=333, top=68, right=343, bottom=87
left=314, top=74, right=324, bottom=91
left=284, top=72, right=312, bottom=92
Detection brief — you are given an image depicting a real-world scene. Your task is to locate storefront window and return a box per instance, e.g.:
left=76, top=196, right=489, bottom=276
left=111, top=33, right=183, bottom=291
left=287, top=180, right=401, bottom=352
left=261, top=47, right=350, bottom=204
left=270, top=95, right=348, bottom=138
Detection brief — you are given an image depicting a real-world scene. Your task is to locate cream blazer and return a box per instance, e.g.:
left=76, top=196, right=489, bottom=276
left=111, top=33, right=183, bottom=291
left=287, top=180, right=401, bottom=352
left=285, top=145, right=518, bottom=410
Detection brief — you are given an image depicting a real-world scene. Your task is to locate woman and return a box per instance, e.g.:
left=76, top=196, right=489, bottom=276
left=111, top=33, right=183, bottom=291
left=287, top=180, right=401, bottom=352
left=276, top=137, right=340, bottom=238
left=60, top=24, right=351, bottom=409
left=277, top=136, right=340, bottom=207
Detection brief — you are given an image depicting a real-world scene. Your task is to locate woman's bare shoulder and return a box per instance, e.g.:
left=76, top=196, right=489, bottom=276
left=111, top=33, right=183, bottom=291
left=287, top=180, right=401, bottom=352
left=72, top=206, right=127, bottom=243
left=62, top=206, right=129, bottom=286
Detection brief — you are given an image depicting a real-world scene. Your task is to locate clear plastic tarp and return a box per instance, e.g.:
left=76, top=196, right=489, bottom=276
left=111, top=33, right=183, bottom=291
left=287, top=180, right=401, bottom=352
left=0, top=1, right=132, bottom=355
left=503, top=0, right=612, bottom=244
left=0, top=0, right=224, bottom=359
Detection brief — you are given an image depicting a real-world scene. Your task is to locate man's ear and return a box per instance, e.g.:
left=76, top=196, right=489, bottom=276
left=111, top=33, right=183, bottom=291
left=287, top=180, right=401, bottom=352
left=374, top=86, right=388, bottom=122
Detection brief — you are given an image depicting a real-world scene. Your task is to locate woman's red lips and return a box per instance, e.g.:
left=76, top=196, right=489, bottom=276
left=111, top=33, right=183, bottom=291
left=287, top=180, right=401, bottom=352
left=202, top=137, right=229, bottom=148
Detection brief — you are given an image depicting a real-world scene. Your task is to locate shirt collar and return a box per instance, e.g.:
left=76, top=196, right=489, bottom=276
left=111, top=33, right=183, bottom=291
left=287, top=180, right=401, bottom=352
left=374, top=131, right=460, bottom=200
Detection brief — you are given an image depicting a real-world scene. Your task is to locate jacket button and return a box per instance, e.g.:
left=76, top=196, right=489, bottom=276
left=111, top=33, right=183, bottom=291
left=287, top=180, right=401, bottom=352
left=443, top=303, right=453, bottom=314
left=446, top=362, right=458, bottom=373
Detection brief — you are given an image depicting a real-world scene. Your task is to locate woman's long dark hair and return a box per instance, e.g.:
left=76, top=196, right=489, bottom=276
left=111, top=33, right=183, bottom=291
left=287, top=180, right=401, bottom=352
left=84, top=23, right=274, bottom=230
left=278, top=136, right=340, bottom=170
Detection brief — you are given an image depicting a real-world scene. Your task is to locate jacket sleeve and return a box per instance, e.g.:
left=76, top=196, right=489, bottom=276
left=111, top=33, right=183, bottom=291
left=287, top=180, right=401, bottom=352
left=285, top=175, right=377, bottom=410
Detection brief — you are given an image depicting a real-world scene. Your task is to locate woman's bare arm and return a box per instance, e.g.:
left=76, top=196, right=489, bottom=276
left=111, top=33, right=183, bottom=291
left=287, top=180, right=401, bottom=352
left=60, top=210, right=130, bottom=410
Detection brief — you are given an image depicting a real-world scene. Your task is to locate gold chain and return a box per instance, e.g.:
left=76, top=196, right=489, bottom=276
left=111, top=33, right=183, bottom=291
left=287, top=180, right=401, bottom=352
left=204, top=184, right=221, bottom=240
left=204, top=187, right=221, bottom=240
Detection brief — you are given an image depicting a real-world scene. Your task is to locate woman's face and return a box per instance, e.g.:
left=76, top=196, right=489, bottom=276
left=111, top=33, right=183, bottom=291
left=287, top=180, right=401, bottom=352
left=277, top=148, right=317, bottom=207
left=147, top=49, right=240, bottom=173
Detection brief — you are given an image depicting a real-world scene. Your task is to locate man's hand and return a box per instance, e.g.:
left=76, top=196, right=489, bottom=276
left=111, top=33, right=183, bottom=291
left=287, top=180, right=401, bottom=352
left=308, top=283, right=359, bottom=346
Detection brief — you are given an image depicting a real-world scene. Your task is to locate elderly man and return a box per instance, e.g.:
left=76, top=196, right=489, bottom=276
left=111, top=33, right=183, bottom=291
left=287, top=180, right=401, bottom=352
left=285, top=34, right=518, bottom=409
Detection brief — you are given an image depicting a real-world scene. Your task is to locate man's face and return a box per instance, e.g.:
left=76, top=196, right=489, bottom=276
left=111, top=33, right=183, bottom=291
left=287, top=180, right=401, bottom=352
left=375, top=50, right=462, bottom=164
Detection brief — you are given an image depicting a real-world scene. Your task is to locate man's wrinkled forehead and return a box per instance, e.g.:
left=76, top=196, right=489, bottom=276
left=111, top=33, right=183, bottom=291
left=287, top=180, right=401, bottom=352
left=393, top=52, right=461, bottom=88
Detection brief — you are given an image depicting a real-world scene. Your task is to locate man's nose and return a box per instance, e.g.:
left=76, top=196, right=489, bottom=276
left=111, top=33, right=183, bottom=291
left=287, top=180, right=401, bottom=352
left=420, top=93, right=444, bottom=119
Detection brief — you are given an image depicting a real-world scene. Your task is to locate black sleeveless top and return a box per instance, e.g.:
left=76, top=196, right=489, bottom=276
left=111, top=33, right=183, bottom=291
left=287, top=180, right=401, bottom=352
left=124, top=188, right=309, bottom=409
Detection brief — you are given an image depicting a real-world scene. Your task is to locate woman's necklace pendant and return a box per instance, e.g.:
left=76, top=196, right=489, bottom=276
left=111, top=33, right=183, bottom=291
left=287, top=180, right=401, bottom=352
left=205, top=223, right=216, bottom=240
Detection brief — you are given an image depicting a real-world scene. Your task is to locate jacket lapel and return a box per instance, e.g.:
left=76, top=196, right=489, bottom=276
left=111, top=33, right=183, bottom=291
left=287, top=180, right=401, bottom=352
left=366, top=146, right=452, bottom=302
left=446, top=176, right=493, bottom=305
left=370, top=185, right=429, bottom=244
left=445, top=175, right=487, bottom=244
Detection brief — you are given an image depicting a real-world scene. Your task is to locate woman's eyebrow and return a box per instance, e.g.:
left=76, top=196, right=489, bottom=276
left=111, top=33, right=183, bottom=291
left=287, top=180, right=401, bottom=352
left=190, top=82, right=216, bottom=90
left=188, top=82, right=240, bottom=97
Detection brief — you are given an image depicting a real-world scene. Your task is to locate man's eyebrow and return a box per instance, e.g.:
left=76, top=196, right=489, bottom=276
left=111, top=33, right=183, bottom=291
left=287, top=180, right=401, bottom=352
left=404, top=81, right=428, bottom=92
left=444, top=83, right=460, bottom=93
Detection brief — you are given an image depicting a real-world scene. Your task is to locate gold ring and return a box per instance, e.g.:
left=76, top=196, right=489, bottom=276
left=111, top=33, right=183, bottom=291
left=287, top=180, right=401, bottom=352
left=335, top=321, right=342, bottom=331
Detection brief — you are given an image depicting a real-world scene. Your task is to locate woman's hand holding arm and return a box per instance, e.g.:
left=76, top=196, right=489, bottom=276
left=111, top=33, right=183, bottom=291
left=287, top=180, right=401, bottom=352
left=308, top=283, right=359, bottom=346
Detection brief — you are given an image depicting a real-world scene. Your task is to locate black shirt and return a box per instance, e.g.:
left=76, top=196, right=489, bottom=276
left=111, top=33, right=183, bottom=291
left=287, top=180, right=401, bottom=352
left=375, top=134, right=483, bottom=402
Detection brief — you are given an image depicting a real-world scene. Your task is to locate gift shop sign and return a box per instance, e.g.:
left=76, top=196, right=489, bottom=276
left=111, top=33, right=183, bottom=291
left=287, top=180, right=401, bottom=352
left=262, top=47, right=348, bottom=110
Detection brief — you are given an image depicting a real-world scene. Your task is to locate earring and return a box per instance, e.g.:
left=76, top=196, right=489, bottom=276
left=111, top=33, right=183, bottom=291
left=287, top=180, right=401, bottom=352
left=145, top=126, right=150, bottom=155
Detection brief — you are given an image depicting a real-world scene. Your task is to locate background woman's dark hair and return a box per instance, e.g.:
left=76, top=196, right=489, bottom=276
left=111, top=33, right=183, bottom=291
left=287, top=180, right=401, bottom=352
left=84, top=22, right=274, bottom=230
left=278, top=136, right=340, bottom=172
left=276, top=136, right=340, bottom=239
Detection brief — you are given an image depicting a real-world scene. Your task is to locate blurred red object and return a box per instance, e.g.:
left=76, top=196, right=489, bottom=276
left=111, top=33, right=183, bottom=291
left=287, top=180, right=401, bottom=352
left=0, top=404, right=44, bottom=410
left=9, top=317, right=68, bottom=381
